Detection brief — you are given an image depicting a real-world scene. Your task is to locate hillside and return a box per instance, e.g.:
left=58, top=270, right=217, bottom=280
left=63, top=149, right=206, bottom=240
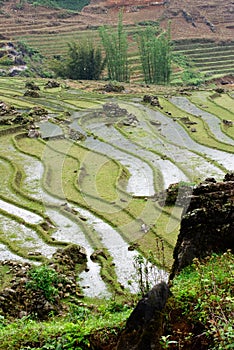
left=0, top=0, right=233, bottom=40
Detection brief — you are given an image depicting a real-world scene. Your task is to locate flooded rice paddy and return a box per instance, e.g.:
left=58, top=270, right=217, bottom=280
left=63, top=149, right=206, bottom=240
left=0, top=82, right=233, bottom=296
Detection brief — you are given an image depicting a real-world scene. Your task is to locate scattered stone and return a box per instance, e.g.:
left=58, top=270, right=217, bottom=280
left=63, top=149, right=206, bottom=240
left=181, top=116, right=197, bottom=125
left=103, top=82, right=125, bottom=93
left=150, top=120, right=161, bottom=126
left=69, top=128, right=86, bottom=141
left=54, top=244, right=87, bottom=265
left=24, top=89, right=40, bottom=98
left=28, top=128, right=41, bottom=138
left=45, top=80, right=60, bottom=88
left=143, top=95, right=161, bottom=108
left=223, top=119, right=233, bottom=127
left=128, top=243, right=139, bottom=251
left=28, top=106, right=48, bottom=120
left=25, top=81, right=40, bottom=91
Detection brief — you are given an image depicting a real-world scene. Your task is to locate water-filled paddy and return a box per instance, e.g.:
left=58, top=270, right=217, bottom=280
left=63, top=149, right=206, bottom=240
left=0, top=80, right=233, bottom=296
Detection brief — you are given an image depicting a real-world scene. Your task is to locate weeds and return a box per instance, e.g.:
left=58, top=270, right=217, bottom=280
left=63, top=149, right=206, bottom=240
left=26, top=265, right=60, bottom=301
left=130, top=238, right=168, bottom=296
left=171, top=251, right=234, bottom=349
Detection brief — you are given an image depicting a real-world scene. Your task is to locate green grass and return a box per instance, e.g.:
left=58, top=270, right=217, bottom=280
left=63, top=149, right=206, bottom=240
left=0, top=302, right=131, bottom=350
left=95, top=160, right=120, bottom=202
left=171, top=251, right=234, bottom=349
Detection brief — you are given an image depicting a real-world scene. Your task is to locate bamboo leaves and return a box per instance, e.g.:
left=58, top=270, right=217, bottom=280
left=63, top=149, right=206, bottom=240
left=137, top=24, right=172, bottom=84
left=99, top=11, right=129, bottom=82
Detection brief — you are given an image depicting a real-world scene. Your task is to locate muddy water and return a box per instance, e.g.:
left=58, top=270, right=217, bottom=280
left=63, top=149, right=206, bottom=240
left=0, top=198, right=43, bottom=224
left=138, top=104, right=234, bottom=174
left=84, top=121, right=223, bottom=185
left=83, top=136, right=155, bottom=195
left=75, top=206, right=168, bottom=291
left=18, top=153, right=151, bottom=295
left=170, top=96, right=234, bottom=145
left=0, top=214, right=57, bottom=257
left=48, top=208, right=110, bottom=298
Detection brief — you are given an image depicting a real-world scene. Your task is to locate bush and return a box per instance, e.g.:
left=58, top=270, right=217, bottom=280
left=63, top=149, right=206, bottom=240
left=26, top=265, right=60, bottom=301
left=52, top=41, right=105, bottom=80
left=172, top=251, right=234, bottom=349
left=27, top=0, right=90, bottom=11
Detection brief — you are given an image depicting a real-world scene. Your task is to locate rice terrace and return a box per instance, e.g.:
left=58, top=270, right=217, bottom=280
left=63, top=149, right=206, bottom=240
left=0, top=0, right=233, bottom=349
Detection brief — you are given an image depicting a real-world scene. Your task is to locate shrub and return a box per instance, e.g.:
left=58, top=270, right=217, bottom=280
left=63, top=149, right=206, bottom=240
left=171, top=251, right=234, bottom=349
left=26, top=265, right=60, bottom=301
left=52, top=40, right=105, bottom=80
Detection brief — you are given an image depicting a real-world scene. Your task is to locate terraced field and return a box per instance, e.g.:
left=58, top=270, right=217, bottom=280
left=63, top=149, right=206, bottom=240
left=0, top=77, right=233, bottom=297
left=173, top=40, right=234, bottom=80
left=5, top=26, right=233, bottom=82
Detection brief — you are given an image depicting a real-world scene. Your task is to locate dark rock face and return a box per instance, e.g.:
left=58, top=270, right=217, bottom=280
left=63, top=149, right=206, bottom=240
left=117, top=282, right=170, bottom=350
left=170, top=174, right=234, bottom=279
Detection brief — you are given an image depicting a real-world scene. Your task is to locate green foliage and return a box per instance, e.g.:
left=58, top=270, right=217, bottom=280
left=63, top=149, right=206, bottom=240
left=137, top=20, right=160, bottom=28
left=52, top=40, right=105, bottom=80
left=130, top=239, right=167, bottom=296
left=172, top=251, right=234, bottom=349
left=137, top=23, right=172, bottom=84
left=99, top=11, right=129, bottom=82
left=172, top=53, right=191, bottom=69
left=160, top=335, right=178, bottom=349
left=65, top=304, right=91, bottom=323
left=26, top=265, right=60, bottom=301
left=0, top=303, right=131, bottom=349
left=27, top=0, right=90, bottom=11
left=0, top=55, right=12, bottom=66
left=17, top=41, right=42, bottom=58
left=181, top=68, right=203, bottom=86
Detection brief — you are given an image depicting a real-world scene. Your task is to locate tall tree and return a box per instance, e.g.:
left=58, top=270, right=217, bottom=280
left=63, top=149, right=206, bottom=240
left=99, top=11, right=129, bottom=82
left=137, top=24, right=172, bottom=84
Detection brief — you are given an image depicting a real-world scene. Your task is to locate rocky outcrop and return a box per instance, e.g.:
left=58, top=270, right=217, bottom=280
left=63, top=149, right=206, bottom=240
left=143, top=95, right=162, bottom=108
left=53, top=244, right=87, bottom=266
left=44, top=80, right=60, bottom=88
left=24, top=89, right=40, bottom=98
left=170, top=174, right=234, bottom=279
left=0, top=244, right=87, bottom=319
left=117, top=282, right=170, bottom=350
left=25, top=81, right=40, bottom=91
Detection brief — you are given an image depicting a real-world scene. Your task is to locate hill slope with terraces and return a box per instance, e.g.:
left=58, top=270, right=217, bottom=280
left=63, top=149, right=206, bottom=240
left=0, top=0, right=233, bottom=81
left=0, top=0, right=233, bottom=40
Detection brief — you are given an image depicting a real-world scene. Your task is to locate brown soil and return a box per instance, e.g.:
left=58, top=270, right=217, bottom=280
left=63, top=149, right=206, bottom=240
left=0, top=0, right=233, bottom=41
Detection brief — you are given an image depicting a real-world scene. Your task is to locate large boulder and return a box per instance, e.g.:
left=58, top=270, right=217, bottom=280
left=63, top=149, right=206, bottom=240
left=170, top=174, right=234, bottom=279
left=117, top=282, right=170, bottom=350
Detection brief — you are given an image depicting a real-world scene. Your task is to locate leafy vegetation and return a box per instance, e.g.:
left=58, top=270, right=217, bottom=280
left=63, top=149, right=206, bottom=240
left=0, top=300, right=132, bottom=349
left=14, top=0, right=91, bottom=11
left=26, top=265, right=60, bottom=301
left=99, top=11, right=129, bottom=82
left=137, top=23, right=172, bottom=84
left=171, top=251, right=234, bottom=349
left=52, top=41, right=105, bottom=80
